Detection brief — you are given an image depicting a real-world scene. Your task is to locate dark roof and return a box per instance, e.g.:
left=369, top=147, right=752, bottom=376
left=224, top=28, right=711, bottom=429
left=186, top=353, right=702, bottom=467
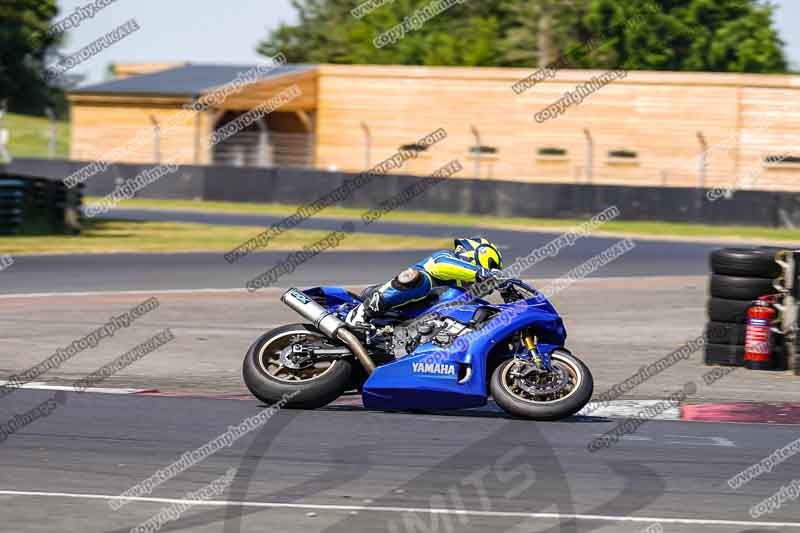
left=73, top=63, right=315, bottom=96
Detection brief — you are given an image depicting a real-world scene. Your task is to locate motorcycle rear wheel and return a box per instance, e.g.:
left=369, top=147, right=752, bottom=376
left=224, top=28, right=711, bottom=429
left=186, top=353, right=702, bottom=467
left=243, top=323, right=353, bottom=409
left=490, top=349, right=593, bottom=421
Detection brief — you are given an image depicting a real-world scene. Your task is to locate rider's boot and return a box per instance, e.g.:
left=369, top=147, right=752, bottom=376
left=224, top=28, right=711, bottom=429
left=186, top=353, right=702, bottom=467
left=346, top=285, right=387, bottom=329
left=345, top=303, right=369, bottom=328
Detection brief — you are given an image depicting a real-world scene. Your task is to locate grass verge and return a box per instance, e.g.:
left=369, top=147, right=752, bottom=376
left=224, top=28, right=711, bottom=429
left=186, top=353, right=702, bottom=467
left=5, top=112, right=70, bottom=159
left=94, top=197, right=798, bottom=243
left=0, top=219, right=449, bottom=255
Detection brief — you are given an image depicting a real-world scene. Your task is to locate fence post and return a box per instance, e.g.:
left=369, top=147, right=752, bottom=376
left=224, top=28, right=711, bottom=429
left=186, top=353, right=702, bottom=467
left=233, top=145, right=245, bottom=167
left=695, top=131, right=708, bottom=219
left=150, top=115, right=161, bottom=163
left=360, top=121, right=371, bottom=170
left=0, top=100, right=9, bottom=164
left=697, top=131, right=707, bottom=190
left=45, top=107, right=57, bottom=159
left=256, top=117, right=272, bottom=167
left=583, top=128, right=593, bottom=184
left=193, top=110, right=201, bottom=164
left=470, top=125, right=481, bottom=179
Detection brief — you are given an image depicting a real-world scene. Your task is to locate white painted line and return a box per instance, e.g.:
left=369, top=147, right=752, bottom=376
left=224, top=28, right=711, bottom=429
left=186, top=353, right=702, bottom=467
left=0, top=278, right=545, bottom=299
left=0, top=288, right=249, bottom=299
left=589, top=434, right=738, bottom=448
left=668, top=435, right=736, bottom=447
left=0, top=489, right=797, bottom=529
left=0, top=381, right=154, bottom=395
left=579, top=400, right=681, bottom=420
left=0, top=284, right=368, bottom=299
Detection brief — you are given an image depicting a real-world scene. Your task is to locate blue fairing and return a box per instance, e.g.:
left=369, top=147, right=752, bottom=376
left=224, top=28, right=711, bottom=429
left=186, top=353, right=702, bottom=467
left=298, top=284, right=567, bottom=411
left=303, top=286, right=361, bottom=312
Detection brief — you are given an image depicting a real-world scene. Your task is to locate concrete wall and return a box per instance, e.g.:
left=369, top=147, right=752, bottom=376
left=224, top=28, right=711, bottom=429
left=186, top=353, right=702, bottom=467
left=8, top=157, right=798, bottom=227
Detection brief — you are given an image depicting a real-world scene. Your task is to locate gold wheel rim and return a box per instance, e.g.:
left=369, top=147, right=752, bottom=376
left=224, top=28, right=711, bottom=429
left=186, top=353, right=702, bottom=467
left=258, top=330, right=338, bottom=383
left=501, top=353, right=583, bottom=404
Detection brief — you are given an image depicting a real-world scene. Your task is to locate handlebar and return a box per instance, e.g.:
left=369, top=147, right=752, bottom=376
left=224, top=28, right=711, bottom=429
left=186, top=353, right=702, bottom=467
left=471, top=276, right=540, bottom=303
left=505, top=279, right=547, bottom=303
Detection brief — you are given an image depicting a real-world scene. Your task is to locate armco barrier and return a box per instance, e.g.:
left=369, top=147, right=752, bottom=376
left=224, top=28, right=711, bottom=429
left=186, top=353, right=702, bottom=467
left=0, top=166, right=83, bottom=235
left=5, top=157, right=797, bottom=228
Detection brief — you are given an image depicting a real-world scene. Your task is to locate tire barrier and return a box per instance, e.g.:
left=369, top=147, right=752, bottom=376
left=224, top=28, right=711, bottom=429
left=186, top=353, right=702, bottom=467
left=793, top=325, right=800, bottom=374
left=704, top=342, right=786, bottom=368
left=0, top=177, right=24, bottom=234
left=709, top=274, right=778, bottom=301
left=705, top=321, right=747, bottom=345
left=0, top=170, right=82, bottom=235
left=707, top=297, right=752, bottom=323
left=705, top=247, right=785, bottom=369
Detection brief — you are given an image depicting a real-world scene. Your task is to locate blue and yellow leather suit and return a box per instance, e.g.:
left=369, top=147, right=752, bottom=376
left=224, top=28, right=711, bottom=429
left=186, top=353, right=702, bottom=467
left=362, top=250, right=493, bottom=316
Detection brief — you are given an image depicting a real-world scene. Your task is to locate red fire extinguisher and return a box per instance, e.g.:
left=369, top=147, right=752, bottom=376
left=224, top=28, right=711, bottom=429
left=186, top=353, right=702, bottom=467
left=744, top=299, right=777, bottom=370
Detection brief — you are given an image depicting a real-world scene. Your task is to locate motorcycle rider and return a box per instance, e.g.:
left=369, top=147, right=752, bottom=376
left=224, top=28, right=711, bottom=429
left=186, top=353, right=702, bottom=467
left=345, top=236, right=504, bottom=327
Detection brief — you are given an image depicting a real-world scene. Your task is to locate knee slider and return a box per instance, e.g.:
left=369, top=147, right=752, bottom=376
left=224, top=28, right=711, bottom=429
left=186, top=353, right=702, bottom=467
left=392, top=268, right=423, bottom=290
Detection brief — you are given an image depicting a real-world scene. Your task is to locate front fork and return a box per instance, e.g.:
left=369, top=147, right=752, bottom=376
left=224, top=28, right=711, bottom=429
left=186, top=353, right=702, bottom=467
left=518, top=330, right=552, bottom=372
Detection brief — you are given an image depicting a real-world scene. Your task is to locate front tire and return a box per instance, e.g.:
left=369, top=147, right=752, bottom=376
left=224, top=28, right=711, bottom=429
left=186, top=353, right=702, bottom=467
left=243, top=323, right=353, bottom=409
left=490, top=350, right=593, bottom=421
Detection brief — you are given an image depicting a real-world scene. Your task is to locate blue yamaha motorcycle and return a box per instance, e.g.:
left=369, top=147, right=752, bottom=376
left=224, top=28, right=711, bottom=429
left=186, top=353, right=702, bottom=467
left=243, top=278, right=593, bottom=420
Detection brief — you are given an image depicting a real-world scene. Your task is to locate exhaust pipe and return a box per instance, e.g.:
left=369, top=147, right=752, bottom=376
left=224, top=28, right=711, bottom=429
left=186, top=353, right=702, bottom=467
left=281, top=289, right=376, bottom=374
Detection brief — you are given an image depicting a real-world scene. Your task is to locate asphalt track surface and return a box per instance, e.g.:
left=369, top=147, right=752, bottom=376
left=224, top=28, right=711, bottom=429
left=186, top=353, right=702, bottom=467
left=2, top=390, right=800, bottom=533
left=2, top=209, right=796, bottom=532
left=0, top=208, right=718, bottom=294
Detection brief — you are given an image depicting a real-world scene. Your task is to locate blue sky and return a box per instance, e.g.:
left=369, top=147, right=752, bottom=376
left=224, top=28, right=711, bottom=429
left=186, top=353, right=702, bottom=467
left=57, top=0, right=800, bottom=84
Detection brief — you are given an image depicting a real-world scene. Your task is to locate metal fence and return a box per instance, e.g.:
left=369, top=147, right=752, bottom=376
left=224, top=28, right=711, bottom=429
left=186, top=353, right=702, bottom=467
left=6, top=116, right=799, bottom=192
left=66, top=126, right=316, bottom=170
left=212, top=131, right=314, bottom=168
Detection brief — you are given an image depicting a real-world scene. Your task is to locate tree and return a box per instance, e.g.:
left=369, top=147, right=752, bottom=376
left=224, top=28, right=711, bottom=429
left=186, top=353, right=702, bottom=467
left=0, top=0, right=62, bottom=114
left=258, top=0, right=504, bottom=66
left=498, top=0, right=592, bottom=67
left=258, top=0, right=787, bottom=73
left=582, top=0, right=787, bottom=72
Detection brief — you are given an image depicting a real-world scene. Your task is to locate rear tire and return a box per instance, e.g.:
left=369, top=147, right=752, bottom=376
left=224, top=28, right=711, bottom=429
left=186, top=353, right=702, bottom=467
left=490, top=350, right=593, bottom=421
left=243, top=323, right=353, bottom=409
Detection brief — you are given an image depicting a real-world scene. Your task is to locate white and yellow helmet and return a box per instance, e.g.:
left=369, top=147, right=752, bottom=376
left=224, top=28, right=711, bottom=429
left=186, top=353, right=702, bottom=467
left=454, top=237, right=503, bottom=270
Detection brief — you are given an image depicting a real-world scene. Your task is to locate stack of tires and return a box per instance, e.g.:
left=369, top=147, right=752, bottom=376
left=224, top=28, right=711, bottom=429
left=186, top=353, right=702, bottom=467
left=706, top=248, right=784, bottom=368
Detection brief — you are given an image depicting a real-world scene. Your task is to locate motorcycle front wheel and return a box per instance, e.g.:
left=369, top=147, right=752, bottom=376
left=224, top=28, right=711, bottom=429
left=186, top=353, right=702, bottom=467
left=243, top=323, right=353, bottom=409
left=490, top=349, right=593, bottom=421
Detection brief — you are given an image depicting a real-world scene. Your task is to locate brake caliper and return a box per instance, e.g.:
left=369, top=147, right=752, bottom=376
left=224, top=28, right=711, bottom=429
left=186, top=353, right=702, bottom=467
left=279, top=340, right=315, bottom=370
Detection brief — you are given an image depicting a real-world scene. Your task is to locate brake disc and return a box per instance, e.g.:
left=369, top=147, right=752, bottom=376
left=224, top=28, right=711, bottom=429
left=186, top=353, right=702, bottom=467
left=513, top=362, right=570, bottom=396
left=279, top=344, right=315, bottom=370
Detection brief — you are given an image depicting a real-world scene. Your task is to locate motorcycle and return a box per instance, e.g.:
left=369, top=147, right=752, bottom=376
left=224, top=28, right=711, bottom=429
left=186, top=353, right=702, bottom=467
left=243, top=277, right=593, bottom=420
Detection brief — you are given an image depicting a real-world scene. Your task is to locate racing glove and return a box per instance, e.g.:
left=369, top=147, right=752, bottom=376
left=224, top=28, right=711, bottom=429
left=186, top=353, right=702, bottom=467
left=475, top=266, right=494, bottom=283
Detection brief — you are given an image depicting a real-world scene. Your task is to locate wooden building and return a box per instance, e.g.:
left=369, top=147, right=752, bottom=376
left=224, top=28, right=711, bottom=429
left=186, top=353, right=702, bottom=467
left=68, top=64, right=800, bottom=191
